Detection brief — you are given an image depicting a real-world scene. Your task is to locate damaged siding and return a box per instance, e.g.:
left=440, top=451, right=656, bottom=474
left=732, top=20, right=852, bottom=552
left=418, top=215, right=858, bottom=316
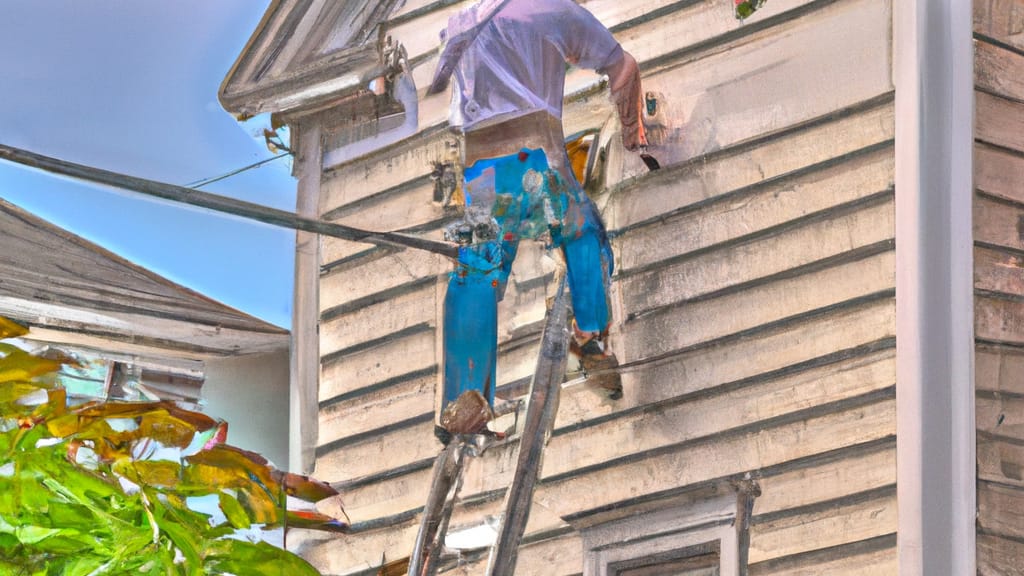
left=974, top=1, right=1024, bottom=573
left=298, top=0, right=896, bottom=573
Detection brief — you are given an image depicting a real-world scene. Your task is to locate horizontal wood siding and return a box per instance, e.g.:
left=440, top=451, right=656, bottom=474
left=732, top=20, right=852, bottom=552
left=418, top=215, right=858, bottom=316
left=975, top=1, right=1024, bottom=571
left=297, top=0, right=896, bottom=573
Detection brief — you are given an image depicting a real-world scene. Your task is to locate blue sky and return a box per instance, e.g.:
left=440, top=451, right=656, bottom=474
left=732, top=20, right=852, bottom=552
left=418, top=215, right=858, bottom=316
left=0, top=1, right=296, bottom=328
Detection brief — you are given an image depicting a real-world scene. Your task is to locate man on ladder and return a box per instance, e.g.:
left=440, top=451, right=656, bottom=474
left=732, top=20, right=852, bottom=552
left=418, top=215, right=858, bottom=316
left=430, top=0, right=650, bottom=442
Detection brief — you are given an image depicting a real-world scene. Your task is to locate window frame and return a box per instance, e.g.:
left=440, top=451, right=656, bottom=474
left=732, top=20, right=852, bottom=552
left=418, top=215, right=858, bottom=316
left=576, top=480, right=758, bottom=576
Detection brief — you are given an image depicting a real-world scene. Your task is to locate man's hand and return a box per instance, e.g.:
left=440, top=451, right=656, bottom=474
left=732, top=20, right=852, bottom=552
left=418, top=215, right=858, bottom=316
left=605, top=51, right=648, bottom=151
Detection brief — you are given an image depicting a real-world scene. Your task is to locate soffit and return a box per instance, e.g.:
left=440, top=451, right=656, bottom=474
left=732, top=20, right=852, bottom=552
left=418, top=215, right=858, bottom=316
left=219, top=0, right=404, bottom=117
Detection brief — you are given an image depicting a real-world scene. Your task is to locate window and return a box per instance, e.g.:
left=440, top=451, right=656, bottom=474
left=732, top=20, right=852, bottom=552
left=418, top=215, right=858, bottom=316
left=16, top=341, right=204, bottom=407
left=575, top=480, right=759, bottom=576
left=614, top=543, right=720, bottom=576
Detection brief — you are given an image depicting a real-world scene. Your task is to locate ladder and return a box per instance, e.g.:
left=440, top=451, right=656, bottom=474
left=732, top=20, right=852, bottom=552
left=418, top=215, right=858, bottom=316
left=408, top=277, right=571, bottom=576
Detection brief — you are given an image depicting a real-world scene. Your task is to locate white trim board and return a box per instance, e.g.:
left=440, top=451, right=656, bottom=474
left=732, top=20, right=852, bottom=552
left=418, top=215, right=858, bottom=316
left=894, top=1, right=976, bottom=574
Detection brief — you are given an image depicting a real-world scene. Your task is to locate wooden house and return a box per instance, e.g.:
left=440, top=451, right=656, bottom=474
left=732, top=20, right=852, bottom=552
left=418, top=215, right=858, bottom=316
left=0, top=198, right=291, bottom=466
left=220, top=0, right=1016, bottom=573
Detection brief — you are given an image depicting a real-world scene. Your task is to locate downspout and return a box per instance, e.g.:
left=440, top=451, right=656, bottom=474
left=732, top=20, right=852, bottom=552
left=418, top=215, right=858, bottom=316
left=894, top=0, right=976, bottom=574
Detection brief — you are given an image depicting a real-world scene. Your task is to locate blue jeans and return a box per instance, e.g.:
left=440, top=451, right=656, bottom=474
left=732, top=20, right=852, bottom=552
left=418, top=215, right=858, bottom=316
left=442, top=148, right=614, bottom=407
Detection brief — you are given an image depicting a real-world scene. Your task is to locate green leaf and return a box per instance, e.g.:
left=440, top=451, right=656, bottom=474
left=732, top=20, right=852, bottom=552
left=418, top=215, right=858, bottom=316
left=0, top=322, right=343, bottom=573
left=0, top=343, right=67, bottom=383
left=59, top=556, right=112, bottom=576
left=205, top=539, right=323, bottom=576
left=185, top=444, right=275, bottom=490
left=0, top=380, right=50, bottom=408
left=115, top=460, right=182, bottom=490
left=218, top=491, right=251, bottom=530
left=0, top=556, right=44, bottom=576
left=44, top=501, right=97, bottom=531
left=150, top=497, right=203, bottom=576
left=0, top=316, right=29, bottom=339
left=15, top=524, right=61, bottom=544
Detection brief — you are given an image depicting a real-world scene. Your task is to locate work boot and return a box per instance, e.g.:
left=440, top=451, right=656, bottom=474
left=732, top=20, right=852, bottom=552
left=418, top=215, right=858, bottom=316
left=570, top=323, right=623, bottom=400
left=435, top=390, right=505, bottom=446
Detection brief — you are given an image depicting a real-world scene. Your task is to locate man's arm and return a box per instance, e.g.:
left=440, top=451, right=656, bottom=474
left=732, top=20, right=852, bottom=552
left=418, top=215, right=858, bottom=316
left=601, top=48, right=648, bottom=151
left=541, top=0, right=648, bottom=151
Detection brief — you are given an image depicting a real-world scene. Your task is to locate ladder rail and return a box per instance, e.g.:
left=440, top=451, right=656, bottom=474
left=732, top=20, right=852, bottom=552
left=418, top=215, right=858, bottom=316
left=409, top=441, right=467, bottom=576
left=486, top=277, right=570, bottom=576
left=408, top=278, right=570, bottom=576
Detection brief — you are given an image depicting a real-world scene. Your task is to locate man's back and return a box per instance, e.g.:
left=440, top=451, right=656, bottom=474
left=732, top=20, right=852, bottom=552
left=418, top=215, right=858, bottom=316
left=444, top=0, right=621, bottom=130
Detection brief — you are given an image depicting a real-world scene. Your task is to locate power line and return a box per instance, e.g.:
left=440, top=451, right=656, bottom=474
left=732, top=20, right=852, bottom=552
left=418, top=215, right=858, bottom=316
left=184, top=152, right=291, bottom=189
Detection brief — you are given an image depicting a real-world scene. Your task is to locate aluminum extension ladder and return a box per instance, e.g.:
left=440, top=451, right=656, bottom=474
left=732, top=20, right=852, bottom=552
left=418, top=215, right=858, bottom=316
left=408, top=277, right=571, bottom=576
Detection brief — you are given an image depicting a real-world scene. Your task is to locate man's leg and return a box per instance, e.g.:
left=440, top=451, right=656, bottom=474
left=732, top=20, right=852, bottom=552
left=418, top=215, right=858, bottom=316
left=563, top=230, right=611, bottom=334
left=562, top=203, right=622, bottom=399
left=439, top=242, right=503, bottom=440
left=442, top=268, right=499, bottom=408
left=438, top=151, right=527, bottom=440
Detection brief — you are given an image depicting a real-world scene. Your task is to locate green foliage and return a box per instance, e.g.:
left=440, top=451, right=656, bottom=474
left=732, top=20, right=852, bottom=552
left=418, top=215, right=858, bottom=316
left=735, top=0, right=768, bottom=20
left=0, top=318, right=346, bottom=575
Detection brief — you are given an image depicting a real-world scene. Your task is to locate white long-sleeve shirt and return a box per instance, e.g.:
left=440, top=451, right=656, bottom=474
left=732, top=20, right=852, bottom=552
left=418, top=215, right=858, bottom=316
left=435, top=0, right=623, bottom=131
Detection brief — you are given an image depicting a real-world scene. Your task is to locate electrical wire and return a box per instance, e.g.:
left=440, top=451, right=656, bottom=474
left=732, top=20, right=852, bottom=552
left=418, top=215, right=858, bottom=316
left=184, top=152, right=291, bottom=189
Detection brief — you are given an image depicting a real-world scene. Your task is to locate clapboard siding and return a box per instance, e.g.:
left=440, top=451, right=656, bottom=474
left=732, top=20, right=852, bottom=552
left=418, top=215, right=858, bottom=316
left=975, top=193, right=1024, bottom=251
left=978, top=395, right=1024, bottom=442
left=320, top=282, right=438, bottom=356
left=976, top=39, right=1024, bottom=102
left=321, top=128, right=453, bottom=217
left=749, top=535, right=897, bottom=576
left=621, top=244, right=894, bottom=360
left=977, top=91, right=1024, bottom=154
left=542, top=344, right=895, bottom=480
left=753, top=441, right=896, bottom=518
left=975, top=0, right=1024, bottom=54
left=320, top=247, right=442, bottom=314
left=330, top=301, right=897, bottom=530
left=977, top=346, right=1024, bottom=396
left=320, top=180, right=444, bottom=267
left=302, top=0, right=897, bottom=573
left=975, top=1, right=1024, bottom=571
left=313, top=259, right=897, bottom=502
left=976, top=142, right=1024, bottom=203
left=618, top=197, right=894, bottom=323
left=305, top=397, right=895, bottom=573
left=748, top=489, right=897, bottom=564
left=976, top=245, right=1024, bottom=296
left=979, top=480, right=1024, bottom=541
left=979, top=534, right=1024, bottom=576
left=614, top=147, right=894, bottom=274
left=318, top=372, right=434, bottom=448
left=441, top=532, right=586, bottom=576
left=320, top=326, right=436, bottom=400
left=597, top=0, right=893, bottom=181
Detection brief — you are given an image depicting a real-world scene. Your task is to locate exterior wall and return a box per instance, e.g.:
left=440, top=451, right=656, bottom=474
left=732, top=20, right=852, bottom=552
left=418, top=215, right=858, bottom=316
left=974, top=1, right=1024, bottom=573
left=204, top=348, right=291, bottom=469
left=297, top=1, right=897, bottom=574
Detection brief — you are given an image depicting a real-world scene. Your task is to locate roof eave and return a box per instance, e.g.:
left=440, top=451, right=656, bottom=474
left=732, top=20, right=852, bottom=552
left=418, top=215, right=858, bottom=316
left=219, top=45, right=382, bottom=118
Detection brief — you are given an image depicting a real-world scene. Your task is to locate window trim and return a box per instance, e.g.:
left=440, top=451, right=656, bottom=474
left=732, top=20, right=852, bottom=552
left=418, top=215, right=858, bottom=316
left=575, top=480, right=758, bottom=576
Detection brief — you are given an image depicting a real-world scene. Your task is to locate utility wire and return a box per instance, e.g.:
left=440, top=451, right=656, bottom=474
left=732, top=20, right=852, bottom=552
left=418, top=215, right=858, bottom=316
left=184, top=152, right=291, bottom=189
left=0, top=143, right=459, bottom=259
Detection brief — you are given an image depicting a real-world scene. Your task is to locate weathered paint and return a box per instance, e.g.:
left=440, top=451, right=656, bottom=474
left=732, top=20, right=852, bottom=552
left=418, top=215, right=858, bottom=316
left=974, top=0, right=1024, bottom=571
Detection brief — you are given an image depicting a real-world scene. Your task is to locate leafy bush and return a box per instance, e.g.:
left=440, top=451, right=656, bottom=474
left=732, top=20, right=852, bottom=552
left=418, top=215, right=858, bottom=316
left=0, top=317, right=345, bottom=575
